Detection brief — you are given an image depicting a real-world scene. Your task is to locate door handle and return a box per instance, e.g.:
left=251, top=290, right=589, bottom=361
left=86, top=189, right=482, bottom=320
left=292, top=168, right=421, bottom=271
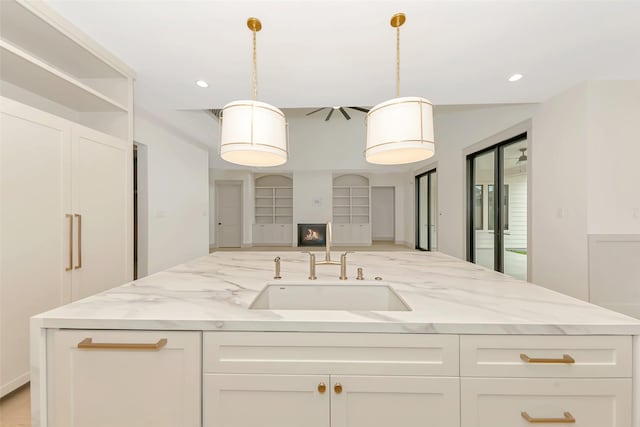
left=218, top=222, right=222, bottom=225
left=77, top=337, right=167, bottom=351
left=521, top=411, right=575, bottom=423
left=74, top=214, right=82, bottom=269
left=65, top=214, right=73, bottom=271
left=520, top=353, right=575, bottom=364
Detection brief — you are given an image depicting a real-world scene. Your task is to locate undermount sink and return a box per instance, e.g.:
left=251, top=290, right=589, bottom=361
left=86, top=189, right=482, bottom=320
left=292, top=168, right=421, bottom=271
left=249, top=281, right=412, bottom=311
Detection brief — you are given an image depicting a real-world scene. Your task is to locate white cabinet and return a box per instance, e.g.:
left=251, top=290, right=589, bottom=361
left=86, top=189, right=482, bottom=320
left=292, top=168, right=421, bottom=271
left=0, top=97, right=132, bottom=396
left=0, top=99, right=71, bottom=396
left=460, top=335, right=634, bottom=427
left=47, top=329, right=201, bottom=427
left=252, top=223, right=293, bottom=246
left=204, top=374, right=330, bottom=427
left=331, top=376, right=459, bottom=427
left=1, top=0, right=134, bottom=396
left=461, top=378, right=632, bottom=427
left=203, top=332, right=460, bottom=427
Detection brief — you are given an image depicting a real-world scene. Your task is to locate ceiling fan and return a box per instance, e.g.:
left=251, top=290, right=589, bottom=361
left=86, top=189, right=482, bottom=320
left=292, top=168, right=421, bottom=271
left=306, top=106, right=370, bottom=121
left=516, top=147, right=527, bottom=163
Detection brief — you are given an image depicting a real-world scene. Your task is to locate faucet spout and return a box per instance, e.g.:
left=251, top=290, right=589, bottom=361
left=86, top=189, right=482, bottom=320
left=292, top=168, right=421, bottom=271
left=325, top=221, right=332, bottom=263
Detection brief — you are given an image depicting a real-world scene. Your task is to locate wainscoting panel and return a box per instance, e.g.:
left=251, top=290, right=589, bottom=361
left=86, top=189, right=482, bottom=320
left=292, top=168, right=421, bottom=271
left=589, top=235, right=640, bottom=319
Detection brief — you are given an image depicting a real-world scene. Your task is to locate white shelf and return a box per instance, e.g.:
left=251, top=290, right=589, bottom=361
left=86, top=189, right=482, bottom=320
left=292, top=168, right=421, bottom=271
left=0, top=40, right=127, bottom=112
left=254, top=183, right=292, bottom=225
left=332, top=175, right=370, bottom=224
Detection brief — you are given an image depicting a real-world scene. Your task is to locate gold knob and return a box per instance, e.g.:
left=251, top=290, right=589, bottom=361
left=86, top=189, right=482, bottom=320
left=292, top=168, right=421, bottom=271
left=334, top=383, right=343, bottom=394
left=317, top=383, right=326, bottom=394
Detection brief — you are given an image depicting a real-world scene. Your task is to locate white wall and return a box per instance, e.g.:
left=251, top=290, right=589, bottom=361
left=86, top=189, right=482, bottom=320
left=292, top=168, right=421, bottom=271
left=371, top=187, right=395, bottom=241
left=135, top=110, right=210, bottom=274
left=413, top=104, right=539, bottom=259
left=293, top=170, right=333, bottom=226
left=531, top=80, right=640, bottom=306
left=585, top=81, right=640, bottom=234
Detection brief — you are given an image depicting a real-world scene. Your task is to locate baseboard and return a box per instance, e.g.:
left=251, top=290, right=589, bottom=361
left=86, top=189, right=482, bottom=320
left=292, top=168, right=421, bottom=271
left=394, top=240, right=413, bottom=248
left=0, top=371, right=29, bottom=398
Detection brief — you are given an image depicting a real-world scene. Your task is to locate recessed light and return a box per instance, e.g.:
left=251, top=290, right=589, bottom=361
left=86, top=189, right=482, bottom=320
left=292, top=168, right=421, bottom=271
left=508, top=74, right=523, bottom=82
left=196, top=80, right=209, bottom=88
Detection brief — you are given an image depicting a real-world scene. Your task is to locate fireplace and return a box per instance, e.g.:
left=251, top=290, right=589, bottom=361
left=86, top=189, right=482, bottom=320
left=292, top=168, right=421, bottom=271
left=297, top=223, right=327, bottom=247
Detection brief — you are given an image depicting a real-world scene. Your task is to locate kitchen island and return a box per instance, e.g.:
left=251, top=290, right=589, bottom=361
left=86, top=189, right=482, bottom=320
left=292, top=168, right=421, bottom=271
left=31, top=251, right=640, bottom=426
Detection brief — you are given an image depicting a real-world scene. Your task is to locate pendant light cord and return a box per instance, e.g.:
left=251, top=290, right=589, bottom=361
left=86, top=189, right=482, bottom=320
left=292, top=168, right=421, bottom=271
left=252, top=29, right=258, bottom=100
left=396, top=26, right=400, bottom=97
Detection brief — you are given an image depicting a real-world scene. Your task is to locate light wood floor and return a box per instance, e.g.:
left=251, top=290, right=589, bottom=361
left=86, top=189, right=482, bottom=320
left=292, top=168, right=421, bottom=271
left=0, top=384, right=30, bottom=427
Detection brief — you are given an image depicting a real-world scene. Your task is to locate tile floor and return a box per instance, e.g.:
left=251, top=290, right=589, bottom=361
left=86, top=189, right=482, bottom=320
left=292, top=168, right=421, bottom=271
left=211, top=241, right=413, bottom=253
left=0, top=384, right=30, bottom=427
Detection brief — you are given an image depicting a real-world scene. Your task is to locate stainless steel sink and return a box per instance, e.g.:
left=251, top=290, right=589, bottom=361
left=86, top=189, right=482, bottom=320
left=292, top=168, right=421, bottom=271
left=249, top=281, right=411, bottom=311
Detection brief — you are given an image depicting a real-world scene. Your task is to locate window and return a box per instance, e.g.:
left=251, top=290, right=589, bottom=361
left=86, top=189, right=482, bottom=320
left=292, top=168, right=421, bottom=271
left=474, top=185, right=483, bottom=230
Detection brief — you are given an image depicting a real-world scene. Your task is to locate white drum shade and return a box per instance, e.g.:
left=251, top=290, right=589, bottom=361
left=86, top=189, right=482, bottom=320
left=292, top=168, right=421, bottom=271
left=365, top=96, right=435, bottom=165
left=220, top=100, right=287, bottom=167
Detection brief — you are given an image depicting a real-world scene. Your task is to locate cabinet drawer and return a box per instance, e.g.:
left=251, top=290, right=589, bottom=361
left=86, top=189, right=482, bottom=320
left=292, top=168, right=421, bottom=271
left=204, top=332, right=459, bottom=376
left=47, top=330, right=201, bottom=427
left=460, top=335, right=632, bottom=377
left=461, top=378, right=632, bottom=427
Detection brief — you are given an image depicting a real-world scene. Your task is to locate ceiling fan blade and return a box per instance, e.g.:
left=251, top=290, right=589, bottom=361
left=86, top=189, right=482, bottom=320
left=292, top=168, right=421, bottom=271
left=325, top=108, right=334, bottom=121
left=348, top=106, right=370, bottom=113
left=306, top=107, right=326, bottom=116
left=339, top=107, right=351, bottom=120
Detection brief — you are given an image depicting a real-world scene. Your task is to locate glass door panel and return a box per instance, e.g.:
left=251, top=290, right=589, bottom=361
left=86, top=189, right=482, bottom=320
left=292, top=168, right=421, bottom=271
left=417, top=175, right=428, bottom=250
left=429, top=172, right=437, bottom=251
left=501, top=139, right=528, bottom=280
left=472, top=151, right=495, bottom=270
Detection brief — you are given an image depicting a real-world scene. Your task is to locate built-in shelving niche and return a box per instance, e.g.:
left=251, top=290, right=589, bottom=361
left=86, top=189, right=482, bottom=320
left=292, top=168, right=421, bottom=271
left=0, top=0, right=132, bottom=140
left=332, top=174, right=370, bottom=224
left=255, top=175, right=293, bottom=225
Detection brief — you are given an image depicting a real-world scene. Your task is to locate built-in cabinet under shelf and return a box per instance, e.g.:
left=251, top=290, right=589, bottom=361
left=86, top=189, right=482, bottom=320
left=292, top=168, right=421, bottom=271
left=332, top=174, right=371, bottom=245
left=254, top=175, right=293, bottom=246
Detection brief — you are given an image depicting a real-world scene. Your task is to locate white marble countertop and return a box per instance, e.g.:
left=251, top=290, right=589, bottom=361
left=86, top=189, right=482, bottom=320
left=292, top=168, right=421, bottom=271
left=33, top=251, right=640, bottom=335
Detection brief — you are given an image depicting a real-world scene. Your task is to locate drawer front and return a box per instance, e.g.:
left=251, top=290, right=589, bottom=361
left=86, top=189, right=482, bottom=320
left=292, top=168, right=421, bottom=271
left=47, top=329, right=201, bottom=427
left=460, top=335, right=632, bottom=377
left=204, top=332, right=459, bottom=376
left=461, top=378, right=632, bottom=427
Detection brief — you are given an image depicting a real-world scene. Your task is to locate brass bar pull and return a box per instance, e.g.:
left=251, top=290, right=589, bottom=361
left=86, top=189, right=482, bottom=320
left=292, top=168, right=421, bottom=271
left=521, top=411, right=576, bottom=423
left=77, top=338, right=168, bottom=351
left=334, top=383, right=343, bottom=394
left=65, top=214, right=73, bottom=271
left=317, top=383, right=326, bottom=394
left=520, top=353, right=575, bottom=364
left=74, top=214, right=82, bottom=269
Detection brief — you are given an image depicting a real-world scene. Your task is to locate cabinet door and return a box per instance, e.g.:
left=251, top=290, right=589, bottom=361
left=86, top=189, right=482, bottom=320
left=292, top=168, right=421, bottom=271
left=252, top=224, right=265, bottom=245
left=71, top=125, right=131, bottom=299
left=47, top=329, right=201, bottom=427
left=330, top=376, right=460, bottom=427
left=332, top=224, right=350, bottom=245
left=461, top=378, right=632, bottom=427
left=204, top=374, right=330, bottom=427
left=0, top=98, right=71, bottom=396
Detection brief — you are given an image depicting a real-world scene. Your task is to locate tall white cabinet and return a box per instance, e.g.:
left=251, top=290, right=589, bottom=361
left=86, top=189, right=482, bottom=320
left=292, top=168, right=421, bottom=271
left=0, top=0, right=134, bottom=397
left=253, top=174, right=294, bottom=246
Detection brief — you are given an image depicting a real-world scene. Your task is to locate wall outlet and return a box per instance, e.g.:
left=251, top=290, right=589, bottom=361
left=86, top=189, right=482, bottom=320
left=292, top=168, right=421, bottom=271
left=556, top=207, right=564, bottom=219
left=633, top=208, right=640, bottom=219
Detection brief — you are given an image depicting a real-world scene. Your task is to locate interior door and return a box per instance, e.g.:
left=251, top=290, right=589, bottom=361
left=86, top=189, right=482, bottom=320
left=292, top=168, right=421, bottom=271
left=0, top=98, right=71, bottom=396
left=216, top=182, right=242, bottom=248
left=72, top=125, right=130, bottom=300
left=371, top=187, right=394, bottom=241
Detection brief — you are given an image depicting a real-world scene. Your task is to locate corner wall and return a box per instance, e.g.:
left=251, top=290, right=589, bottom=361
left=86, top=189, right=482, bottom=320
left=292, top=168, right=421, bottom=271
left=135, top=111, right=210, bottom=274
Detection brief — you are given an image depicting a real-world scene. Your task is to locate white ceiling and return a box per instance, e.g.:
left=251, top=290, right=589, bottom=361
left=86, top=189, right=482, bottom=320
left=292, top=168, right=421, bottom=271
left=47, top=0, right=640, bottom=113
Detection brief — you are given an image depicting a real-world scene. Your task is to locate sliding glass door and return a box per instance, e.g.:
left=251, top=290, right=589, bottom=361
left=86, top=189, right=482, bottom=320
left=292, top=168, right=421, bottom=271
left=467, top=134, right=528, bottom=280
left=415, top=169, right=437, bottom=251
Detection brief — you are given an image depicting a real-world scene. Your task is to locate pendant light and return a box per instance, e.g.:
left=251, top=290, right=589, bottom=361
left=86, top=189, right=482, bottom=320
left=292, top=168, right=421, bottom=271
left=220, top=17, right=288, bottom=167
left=365, top=13, right=435, bottom=165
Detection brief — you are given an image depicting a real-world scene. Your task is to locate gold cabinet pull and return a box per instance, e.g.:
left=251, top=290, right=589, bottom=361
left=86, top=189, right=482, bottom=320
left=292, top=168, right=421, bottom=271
left=74, top=214, right=82, bottom=269
left=520, top=353, right=575, bottom=364
left=317, top=383, right=326, bottom=394
left=334, top=383, right=343, bottom=394
left=521, top=411, right=576, bottom=423
left=77, top=338, right=167, bottom=351
left=65, top=214, right=73, bottom=271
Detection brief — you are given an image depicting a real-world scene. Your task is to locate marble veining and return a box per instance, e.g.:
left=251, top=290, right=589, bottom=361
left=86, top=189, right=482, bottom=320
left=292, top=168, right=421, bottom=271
left=32, top=251, right=640, bottom=334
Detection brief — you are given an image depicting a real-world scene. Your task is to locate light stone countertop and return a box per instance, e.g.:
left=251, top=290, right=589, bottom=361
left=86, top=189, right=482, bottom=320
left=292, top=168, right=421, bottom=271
left=32, top=251, right=640, bottom=335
